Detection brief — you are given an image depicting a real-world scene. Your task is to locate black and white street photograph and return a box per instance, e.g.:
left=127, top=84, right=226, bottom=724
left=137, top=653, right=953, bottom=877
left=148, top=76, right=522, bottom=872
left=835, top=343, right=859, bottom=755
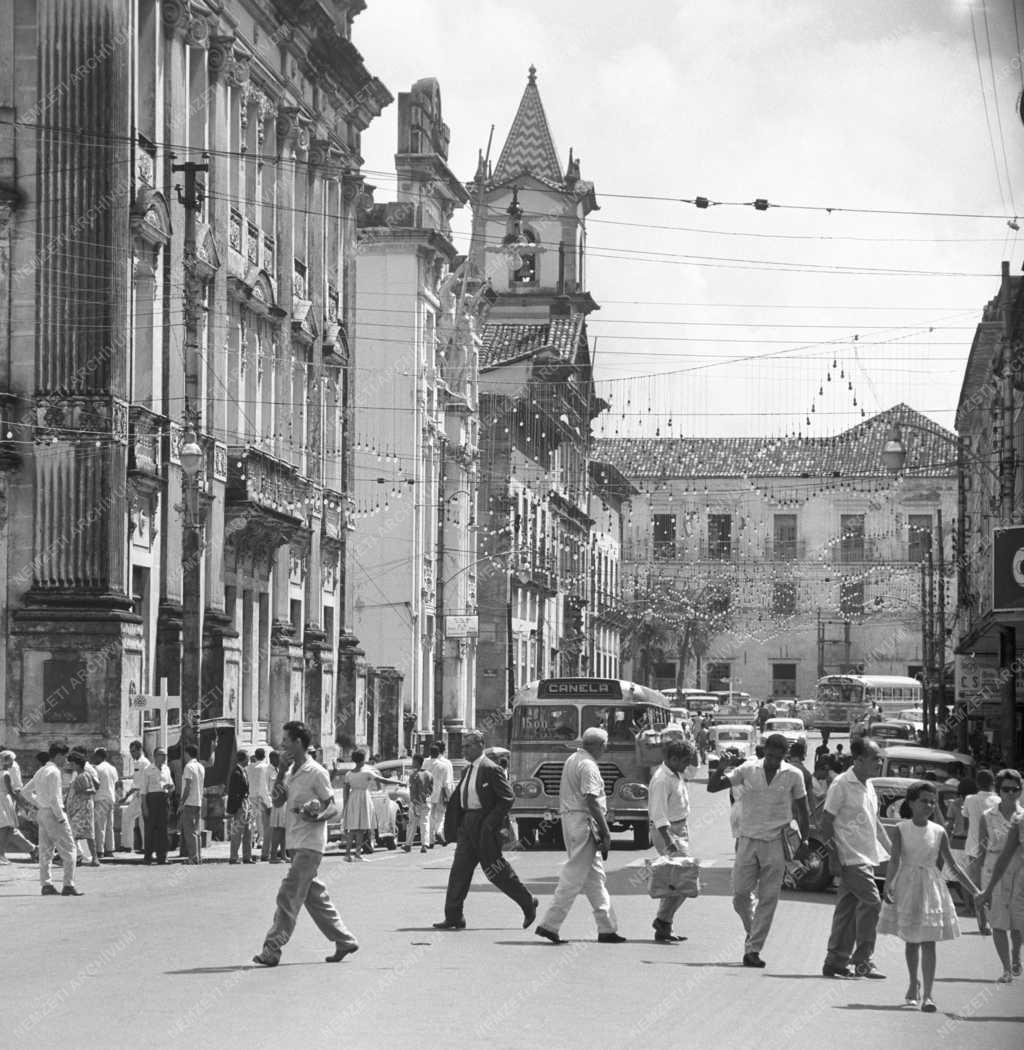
left=1, top=1, right=1023, bottom=1047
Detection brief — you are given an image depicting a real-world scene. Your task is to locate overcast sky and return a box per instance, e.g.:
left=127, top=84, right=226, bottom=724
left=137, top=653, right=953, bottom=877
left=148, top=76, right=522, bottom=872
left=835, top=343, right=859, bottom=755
left=355, top=0, right=1024, bottom=439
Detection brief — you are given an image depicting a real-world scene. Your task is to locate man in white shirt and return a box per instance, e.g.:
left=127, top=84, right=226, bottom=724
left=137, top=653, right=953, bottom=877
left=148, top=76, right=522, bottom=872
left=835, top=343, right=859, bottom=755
left=709, top=733, right=809, bottom=968
left=963, top=768, right=999, bottom=933
left=535, top=727, right=622, bottom=944
left=248, top=748, right=273, bottom=861
left=820, top=737, right=891, bottom=979
left=140, top=747, right=174, bottom=864
left=120, top=740, right=150, bottom=853
left=648, top=739, right=698, bottom=943
left=180, top=744, right=205, bottom=864
left=426, top=742, right=454, bottom=846
left=91, top=747, right=119, bottom=859
left=253, top=720, right=359, bottom=967
left=22, top=742, right=81, bottom=896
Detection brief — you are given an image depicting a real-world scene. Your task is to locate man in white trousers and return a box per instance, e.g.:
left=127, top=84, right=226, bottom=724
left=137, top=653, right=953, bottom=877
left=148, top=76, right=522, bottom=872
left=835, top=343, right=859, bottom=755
left=22, top=742, right=82, bottom=896
left=426, top=743, right=453, bottom=845
left=535, top=727, right=624, bottom=944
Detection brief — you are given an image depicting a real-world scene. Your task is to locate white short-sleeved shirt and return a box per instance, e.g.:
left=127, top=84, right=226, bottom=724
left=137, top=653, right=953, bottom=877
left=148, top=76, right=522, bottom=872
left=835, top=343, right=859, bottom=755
left=94, top=761, right=119, bottom=803
left=182, top=759, right=205, bottom=808
left=284, top=758, right=333, bottom=853
left=140, top=763, right=173, bottom=794
left=648, top=762, right=690, bottom=828
left=724, top=759, right=806, bottom=841
left=963, top=791, right=1000, bottom=858
left=824, top=768, right=889, bottom=867
left=559, top=749, right=606, bottom=816
left=131, top=756, right=151, bottom=793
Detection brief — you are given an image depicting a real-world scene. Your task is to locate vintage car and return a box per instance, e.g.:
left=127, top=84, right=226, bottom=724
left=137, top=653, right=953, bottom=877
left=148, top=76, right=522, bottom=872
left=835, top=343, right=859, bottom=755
left=760, top=717, right=807, bottom=748
left=789, top=775, right=966, bottom=895
left=328, top=758, right=413, bottom=849
left=878, top=745, right=975, bottom=784
left=707, top=724, right=757, bottom=770
left=851, top=720, right=920, bottom=746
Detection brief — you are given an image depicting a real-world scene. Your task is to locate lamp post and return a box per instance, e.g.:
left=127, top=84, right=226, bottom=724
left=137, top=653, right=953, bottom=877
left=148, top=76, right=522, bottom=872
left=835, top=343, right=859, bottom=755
left=179, top=430, right=204, bottom=756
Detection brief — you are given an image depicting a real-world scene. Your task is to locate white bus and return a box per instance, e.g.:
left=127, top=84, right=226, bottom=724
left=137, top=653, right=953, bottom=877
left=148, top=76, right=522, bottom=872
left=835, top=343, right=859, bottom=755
left=814, top=674, right=923, bottom=732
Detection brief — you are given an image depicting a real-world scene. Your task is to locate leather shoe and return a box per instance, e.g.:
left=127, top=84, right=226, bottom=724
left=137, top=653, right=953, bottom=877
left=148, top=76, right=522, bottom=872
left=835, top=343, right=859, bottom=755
left=41, top=884, right=59, bottom=896
left=535, top=926, right=564, bottom=945
left=597, top=932, right=627, bottom=943
left=432, top=919, right=466, bottom=930
left=855, top=962, right=886, bottom=979
left=821, top=963, right=857, bottom=979
left=61, top=886, right=84, bottom=897
left=522, top=896, right=538, bottom=929
left=742, top=952, right=766, bottom=968
left=325, top=942, right=360, bottom=963
left=252, top=954, right=278, bottom=967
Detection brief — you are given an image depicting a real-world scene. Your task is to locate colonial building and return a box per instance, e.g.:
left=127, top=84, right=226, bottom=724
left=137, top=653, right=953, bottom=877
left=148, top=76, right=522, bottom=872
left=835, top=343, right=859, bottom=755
left=955, top=260, right=1024, bottom=766
left=0, top=1, right=389, bottom=771
left=351, top=77, right=485, bottom=759
left=469, top=67, right=613, bottom=742
left=596, top=405, right=957, bottom=701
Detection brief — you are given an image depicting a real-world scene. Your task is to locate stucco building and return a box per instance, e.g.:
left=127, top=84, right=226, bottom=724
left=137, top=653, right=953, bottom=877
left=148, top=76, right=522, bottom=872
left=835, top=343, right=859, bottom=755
left=351, top=77, right=485, bottom=759
left=0, top=0, right=389, bottom=771
left=596, top=405, right=957, bottom=701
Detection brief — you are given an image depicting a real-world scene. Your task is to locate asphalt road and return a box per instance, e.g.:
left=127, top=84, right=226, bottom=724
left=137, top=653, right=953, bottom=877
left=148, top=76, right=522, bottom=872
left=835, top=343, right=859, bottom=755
left=3, top=745, right=1021, bottom=1050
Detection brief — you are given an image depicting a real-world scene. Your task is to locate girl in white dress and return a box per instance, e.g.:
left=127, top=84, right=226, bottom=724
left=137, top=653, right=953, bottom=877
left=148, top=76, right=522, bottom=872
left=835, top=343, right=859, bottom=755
left=878, top=780, right=979, bottom=1013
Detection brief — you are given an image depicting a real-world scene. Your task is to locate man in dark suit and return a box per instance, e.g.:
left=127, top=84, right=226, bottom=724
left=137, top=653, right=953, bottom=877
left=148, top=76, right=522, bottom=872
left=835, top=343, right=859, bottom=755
left=433, top=730, right=538, bottom=931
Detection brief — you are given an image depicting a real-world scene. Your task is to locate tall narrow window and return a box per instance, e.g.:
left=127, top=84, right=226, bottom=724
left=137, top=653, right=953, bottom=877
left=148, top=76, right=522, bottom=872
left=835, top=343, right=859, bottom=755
left=773, top=514, right=797, bottom=560
left=908, top=514, right=933, bottom=563
left=653, top=514, right=676, bottom=560
left=513, top=230, right=537, bottom=285
left=773, top=580, right=797, bottom=614
left=708, top=514, right=733, bottom=560
left=840, top=514, right=865, bottom=562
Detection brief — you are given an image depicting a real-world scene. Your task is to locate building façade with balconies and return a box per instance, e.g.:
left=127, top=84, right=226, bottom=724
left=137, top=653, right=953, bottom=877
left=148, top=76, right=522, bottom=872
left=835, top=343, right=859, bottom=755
left=0, top=0, right=390, bottom=772
left=596, top=405, right=957, bottom=701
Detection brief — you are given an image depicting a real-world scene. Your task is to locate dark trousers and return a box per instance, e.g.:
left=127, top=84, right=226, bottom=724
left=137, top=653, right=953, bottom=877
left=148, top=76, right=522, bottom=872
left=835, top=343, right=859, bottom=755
left=143, top=792, right=169, bottom=862
left=824, top=864, right=882, bottom=969
left=444, top=810, right=532, bottom=921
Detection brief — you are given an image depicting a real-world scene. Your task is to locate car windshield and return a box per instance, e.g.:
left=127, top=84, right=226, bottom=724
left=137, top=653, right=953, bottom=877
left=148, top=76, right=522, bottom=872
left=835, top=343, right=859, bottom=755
left=716, top=730, right=750, bottom=741
left=768, top=720, right=802, bottom=731
left=512, top=706, right=579, bottom=741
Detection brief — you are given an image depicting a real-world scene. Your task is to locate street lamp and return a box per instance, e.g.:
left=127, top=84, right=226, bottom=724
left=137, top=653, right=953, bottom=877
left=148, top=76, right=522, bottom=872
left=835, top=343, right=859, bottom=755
left=180, top=429, right=204, bottom=760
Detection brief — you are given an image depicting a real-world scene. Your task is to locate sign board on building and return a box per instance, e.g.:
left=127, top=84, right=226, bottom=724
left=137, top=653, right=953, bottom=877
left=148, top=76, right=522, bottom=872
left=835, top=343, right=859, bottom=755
left=537, top=678, right=624, bottom=700
left=955, top=654, right=1003, bottom=714
left=992, top=525, right=1024, bottom=611
left=510, top=617, right=533, bottom=636
left=445, top=615, right=478, bottom=638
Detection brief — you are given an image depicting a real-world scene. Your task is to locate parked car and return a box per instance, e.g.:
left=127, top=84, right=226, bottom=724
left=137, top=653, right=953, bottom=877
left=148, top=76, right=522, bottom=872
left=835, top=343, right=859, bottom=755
left=707, top=724, right=757, bottom=770
left=327, top=758, right=413, bottom=848
left=852, top=720, right=920, bottom=746
left=878, top=745, right=975, bottom=784
left=760, top=717, right=807, bottom=748
left=790, top=776, right=966, bottom=896
left=895, top=708, right=926, bottom=738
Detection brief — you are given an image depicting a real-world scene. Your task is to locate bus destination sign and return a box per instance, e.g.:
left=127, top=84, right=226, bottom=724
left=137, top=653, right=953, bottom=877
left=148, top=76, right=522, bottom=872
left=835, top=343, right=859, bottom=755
left=537, top=678, right=623, bottom=700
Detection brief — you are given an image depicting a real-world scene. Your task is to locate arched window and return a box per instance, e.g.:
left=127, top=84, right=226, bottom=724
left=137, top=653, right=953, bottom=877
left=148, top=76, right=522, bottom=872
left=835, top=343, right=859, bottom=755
left=513, top=229, right=538, bottom=285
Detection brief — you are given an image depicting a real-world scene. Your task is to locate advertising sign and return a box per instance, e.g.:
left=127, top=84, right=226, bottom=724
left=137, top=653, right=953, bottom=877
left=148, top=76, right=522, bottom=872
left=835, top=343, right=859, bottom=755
left=955, top=654, right=1003, bottom=713
left=445, top=615, right=479, bottom=638
left=993, top=525, right=1024, bottom=612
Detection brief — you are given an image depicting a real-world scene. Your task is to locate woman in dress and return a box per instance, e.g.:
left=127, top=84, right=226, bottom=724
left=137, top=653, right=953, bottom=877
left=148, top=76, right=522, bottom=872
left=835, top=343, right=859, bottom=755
left=0, top=750, right=38, bottom=863
left=343, top=750, right=382, bottom=861
left=878, top=780, right=979, bottom=1012
left=975, top=768, right=1024, bottom=983
left=65, top=751, right=100, bottom=866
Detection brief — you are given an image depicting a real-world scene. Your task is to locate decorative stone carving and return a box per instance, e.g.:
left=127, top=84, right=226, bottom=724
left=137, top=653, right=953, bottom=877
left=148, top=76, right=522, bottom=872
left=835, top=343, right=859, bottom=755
left=207, top=34, right=235, bottom=78
left=277, top=107, right=310, bottom=152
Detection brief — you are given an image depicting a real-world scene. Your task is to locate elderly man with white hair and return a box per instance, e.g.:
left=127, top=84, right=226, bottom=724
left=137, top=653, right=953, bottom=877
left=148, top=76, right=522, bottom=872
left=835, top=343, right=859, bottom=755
left=535, top=726, right=624, bottom=944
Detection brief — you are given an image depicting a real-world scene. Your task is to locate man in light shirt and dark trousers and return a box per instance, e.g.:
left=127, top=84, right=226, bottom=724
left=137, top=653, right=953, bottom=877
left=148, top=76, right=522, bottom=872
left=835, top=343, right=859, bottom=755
left=22, top=742, right=81, bottom=896
left=253, top=720, right=359, bottom=966
left=649, top=739, right=698, bottom=943
left=179, top=744, right=205, bottom=864
left=819, top=737, right=892, bottom=979
left=434, top=730, right=538, bottom=931
left=140, top=747, right=174, bottom=864
left=535, top=727, right=623, bottom=945
left=709, top=733, right=809, bottom=968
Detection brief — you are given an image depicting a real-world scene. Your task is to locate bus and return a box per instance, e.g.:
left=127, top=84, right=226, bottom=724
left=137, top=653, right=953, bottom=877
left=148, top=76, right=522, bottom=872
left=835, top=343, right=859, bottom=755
left=814, top=675, right=923, bottom=733
left=508, top=677, right=672, bottom=848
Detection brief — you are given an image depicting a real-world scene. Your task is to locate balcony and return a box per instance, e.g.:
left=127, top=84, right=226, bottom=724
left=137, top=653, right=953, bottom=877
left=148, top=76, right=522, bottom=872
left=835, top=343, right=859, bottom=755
left=512, top=550, right=558, bottom=593
left=128, top=405, right=165, bottom=492
left=225, top=446, right=310, bottom=561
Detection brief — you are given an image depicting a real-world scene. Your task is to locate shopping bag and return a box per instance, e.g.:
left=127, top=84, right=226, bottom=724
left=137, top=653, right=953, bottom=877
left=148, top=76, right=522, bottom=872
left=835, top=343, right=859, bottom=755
left=645, top=855, right=701, bottom=899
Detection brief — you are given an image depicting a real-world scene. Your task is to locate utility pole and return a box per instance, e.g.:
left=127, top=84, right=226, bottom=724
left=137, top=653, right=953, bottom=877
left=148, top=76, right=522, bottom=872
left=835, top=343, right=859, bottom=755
left=920, top=563, right=930, bottom=745
left=926, top=545, right=936, bottom=746
left=936, top=510, right=948, bottom=739
left=172, top=157, right=209, bottom=757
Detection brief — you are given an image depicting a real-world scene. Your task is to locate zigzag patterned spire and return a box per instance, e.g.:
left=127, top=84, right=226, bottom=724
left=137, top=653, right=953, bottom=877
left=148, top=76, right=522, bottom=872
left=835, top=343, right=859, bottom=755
left=492, top=65, right=564, bottom=186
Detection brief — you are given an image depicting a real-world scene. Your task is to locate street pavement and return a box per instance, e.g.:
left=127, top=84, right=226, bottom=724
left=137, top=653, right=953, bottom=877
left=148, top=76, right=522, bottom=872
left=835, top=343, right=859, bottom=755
left=3, top=755, right=1022, bottom=1050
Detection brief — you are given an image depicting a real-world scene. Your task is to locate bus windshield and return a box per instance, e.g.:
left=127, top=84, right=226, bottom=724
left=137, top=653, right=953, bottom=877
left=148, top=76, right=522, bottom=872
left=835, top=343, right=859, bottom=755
left=512, top=705, right=579, bottom=741
left=581, top=704, right=668, bottom=744
left=819, top=682, right=864, bottom=705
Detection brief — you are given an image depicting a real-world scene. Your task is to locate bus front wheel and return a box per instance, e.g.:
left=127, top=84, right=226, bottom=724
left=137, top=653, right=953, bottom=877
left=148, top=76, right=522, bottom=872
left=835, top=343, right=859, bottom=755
left=632, top=822, right=651, bottom=849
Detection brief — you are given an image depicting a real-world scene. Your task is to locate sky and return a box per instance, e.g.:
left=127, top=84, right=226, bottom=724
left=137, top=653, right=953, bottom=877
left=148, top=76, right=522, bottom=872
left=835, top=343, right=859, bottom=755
left=353, top=0, right=1024, bottom=439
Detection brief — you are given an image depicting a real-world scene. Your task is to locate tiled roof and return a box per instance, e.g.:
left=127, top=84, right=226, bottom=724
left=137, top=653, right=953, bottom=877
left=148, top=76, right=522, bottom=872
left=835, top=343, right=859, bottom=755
left=492, top=67, right=564, bottom=187
left=479, top=315, right=583, bottom=370
left=593, top=405, right=957, bottom=479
